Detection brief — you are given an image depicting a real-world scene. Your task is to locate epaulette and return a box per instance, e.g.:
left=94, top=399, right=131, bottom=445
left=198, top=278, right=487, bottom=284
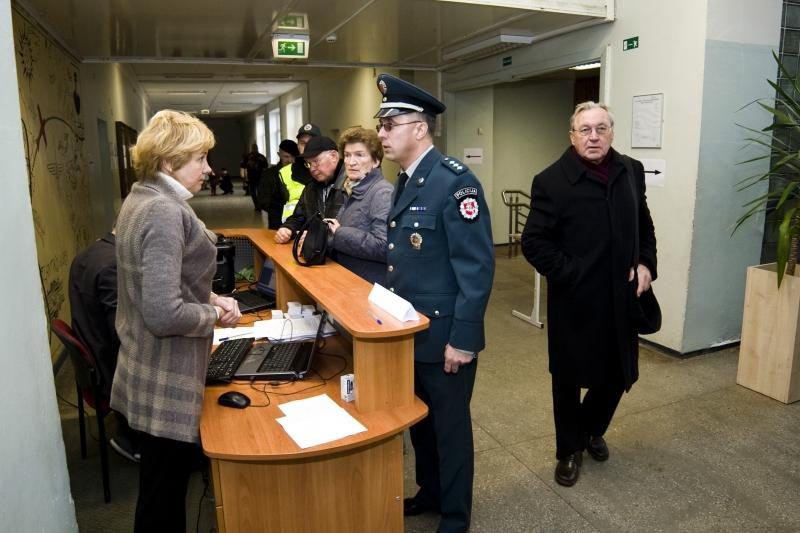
left=442, top=156, right=468, bottom=175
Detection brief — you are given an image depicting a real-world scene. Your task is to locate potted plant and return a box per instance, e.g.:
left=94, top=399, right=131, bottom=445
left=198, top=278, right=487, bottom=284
left=735, top=52, right=800, bottom=404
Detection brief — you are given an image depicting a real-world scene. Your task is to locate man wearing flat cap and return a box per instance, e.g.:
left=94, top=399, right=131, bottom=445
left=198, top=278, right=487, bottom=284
left=274, top=135, right=346, bottom=243
left=375, top=73, right=494, bottom=533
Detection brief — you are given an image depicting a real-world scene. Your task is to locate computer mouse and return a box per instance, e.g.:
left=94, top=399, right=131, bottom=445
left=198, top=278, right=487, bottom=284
left=217, top=391, right=251, bottom=409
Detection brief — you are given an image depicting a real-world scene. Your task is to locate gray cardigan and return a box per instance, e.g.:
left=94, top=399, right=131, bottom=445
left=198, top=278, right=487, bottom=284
left=111, top=174, right=218, bottom=443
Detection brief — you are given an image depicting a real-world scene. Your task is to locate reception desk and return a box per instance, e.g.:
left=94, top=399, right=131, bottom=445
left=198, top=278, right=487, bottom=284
left=200, top=229, right=429, bottom=533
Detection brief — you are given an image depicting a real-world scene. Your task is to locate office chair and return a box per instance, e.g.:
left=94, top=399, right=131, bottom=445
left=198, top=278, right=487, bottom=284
left=51, top=318, right=112, bottom=503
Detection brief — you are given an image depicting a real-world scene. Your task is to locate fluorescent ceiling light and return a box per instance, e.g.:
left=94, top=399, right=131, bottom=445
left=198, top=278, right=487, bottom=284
left=217, top=110, right=243, bottom=113
left=229, top=91, right=269, bottom=95
left=167, top=90, right=207, bottom=95
left=443, top=29, right=534, bottom=62
left=570, top=61, right=601, bottom=71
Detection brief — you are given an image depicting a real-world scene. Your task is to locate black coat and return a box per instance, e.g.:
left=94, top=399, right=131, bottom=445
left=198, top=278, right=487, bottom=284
left=521, top=148, right=657, bottom=390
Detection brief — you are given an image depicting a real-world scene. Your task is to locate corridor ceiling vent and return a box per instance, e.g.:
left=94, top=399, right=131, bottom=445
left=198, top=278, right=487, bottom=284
left=271, top=12, right=310, bottom=60
left=442, top=29, right=535, bottom=63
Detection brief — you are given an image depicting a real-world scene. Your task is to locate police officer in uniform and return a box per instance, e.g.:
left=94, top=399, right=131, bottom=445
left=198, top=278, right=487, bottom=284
left=375, top=74, right=494, bottom=533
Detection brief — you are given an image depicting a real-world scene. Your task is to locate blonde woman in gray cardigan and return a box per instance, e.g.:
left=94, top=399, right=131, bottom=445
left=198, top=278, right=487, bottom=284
left=111, top=110, right=241, bottom=532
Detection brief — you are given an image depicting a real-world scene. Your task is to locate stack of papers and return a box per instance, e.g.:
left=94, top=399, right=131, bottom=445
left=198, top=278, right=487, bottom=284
left=276, top=394, right=367, bottom=449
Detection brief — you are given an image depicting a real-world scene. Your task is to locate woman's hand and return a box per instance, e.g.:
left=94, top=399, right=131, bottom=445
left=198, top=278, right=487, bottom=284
left=211, top=294, right=241, bottom=327
left=323, top=218, right=340, bottom=234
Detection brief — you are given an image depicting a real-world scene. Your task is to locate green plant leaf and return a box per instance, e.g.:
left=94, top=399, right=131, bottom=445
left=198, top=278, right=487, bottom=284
left=777, top=207, right=796, bottom=287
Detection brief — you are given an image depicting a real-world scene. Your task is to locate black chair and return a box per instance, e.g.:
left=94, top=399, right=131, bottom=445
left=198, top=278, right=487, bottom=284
left=52, top=318, right=112, bottom=503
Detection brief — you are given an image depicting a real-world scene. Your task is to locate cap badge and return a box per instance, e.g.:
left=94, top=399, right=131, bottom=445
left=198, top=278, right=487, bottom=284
left=303, top=124, right=312, bottom=131
left=410, top=232, right=423, bottom=250
left=379, top=80, right=388, bottom=94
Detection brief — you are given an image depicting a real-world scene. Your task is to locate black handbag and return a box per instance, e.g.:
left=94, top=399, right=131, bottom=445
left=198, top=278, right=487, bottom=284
left=622, top=156, right=662, bottom=334
left=292, top=212, right=328, bottom=266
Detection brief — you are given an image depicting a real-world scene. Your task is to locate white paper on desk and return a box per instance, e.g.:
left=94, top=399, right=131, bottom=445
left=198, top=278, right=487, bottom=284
left=252, top=315, right=337, bottom=341
left=213, top=327, right=255, bottom=344
left=276, top=394, right=367, bottom=449
left=368, top=283, right=418, bottom=322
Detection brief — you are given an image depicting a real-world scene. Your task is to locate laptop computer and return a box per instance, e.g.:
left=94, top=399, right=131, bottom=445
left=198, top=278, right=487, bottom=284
left=231, top=260, right=276, bottom=313
left=234, top=311, right=329, bottom=381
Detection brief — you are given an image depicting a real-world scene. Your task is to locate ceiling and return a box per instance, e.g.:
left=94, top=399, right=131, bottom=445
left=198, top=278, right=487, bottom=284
left=15, top=0, right=610, bottom=116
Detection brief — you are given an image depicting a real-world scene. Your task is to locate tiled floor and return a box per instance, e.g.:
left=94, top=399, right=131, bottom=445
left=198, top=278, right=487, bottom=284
left=58, top=185, right=800, bottom=532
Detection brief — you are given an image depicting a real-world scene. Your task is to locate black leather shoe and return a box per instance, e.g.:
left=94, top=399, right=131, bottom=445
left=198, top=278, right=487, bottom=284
left=586, top=435, right=609, bottom=462
left=554, top=452, right=582, bottom=487
left=403, top=497, right=440, bottom=516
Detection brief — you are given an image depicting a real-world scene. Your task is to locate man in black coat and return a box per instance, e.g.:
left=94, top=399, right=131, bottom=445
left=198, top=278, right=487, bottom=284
left=375, top=74, right=495, bottom=533
left=69, top=231, right=140, bottom=462
left=273, top=136, right=346, bottom=243
left=521, top=102, right=657, bottom=487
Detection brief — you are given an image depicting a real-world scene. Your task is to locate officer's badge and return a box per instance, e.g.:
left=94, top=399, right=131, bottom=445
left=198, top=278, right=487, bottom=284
left=303, top=123, right=313, bottom=131
left=410, top=232, right=423, bottom=250
left=379, top=80, right=387, bottom=94
left=458, top=197, right=479, bottom=221
left=454, top=186, right=480, bottom=221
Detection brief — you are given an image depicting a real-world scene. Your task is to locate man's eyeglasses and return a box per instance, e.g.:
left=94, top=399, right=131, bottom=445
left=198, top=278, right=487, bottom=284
left=303, top=152, right=332, bottom=169
left=376, top=120, right=423, bottom=133
left=571, top=125, right=612, bottom=137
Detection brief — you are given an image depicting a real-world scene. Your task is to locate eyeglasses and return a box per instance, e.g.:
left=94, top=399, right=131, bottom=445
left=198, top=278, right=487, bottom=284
left=303, top=152, right=333, bottom=169
left=376, top=120, right=423, bottom=133
left=571, top=125, right=612, bottom=137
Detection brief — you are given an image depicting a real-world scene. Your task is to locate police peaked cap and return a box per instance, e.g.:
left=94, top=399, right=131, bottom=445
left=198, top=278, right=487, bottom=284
left=373, top=74, right=446, bottom=118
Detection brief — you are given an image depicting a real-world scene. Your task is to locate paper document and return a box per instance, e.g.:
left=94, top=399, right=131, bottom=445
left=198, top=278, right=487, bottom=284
left=252, top=314, right=337, bottom=341
left=213, top=327, right=255, bottom=344
left=276, top=394, right=367, bottom=449
left=368, top=284, right=418, bottom=321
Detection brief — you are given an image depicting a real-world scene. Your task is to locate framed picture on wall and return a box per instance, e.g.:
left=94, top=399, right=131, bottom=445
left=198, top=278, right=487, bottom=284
left=115, top=121, right=138, bottom=198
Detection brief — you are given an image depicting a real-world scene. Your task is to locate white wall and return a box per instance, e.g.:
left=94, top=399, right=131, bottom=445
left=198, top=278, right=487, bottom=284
left=0, top=0, right=77, bottom=529
left=442, top=0, right=780, bottom=353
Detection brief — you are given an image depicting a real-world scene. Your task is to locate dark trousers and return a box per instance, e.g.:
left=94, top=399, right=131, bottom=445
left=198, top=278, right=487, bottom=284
left=134, top=433, right=200, bottom=533
left=551, top=375, right=625, bottom=460
left=249, top=180, right=260, bottom=209
left=410, top=359, right=477, bottom=533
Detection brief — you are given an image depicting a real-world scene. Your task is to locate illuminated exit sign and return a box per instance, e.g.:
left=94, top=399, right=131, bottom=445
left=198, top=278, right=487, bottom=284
left=272, top=37, right=309, bottom=59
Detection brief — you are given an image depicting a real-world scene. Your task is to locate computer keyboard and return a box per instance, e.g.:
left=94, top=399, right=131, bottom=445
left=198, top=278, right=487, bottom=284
left=206, top=338, right=254, bottom=384
left=258, top=342, right=301, bottom=372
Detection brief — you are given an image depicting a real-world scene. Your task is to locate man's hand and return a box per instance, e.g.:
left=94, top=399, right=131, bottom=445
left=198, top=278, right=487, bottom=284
left=628, top=264, right=653, bottom=297
left=211, top=294, right=241, bottom=327
left=444, top=344, right=474, bottom=374
left=274, top=227, right=293, bottom=243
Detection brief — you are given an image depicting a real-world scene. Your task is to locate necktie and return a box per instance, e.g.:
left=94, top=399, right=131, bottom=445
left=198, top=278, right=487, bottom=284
left=394, top=172, right=409, bottom=204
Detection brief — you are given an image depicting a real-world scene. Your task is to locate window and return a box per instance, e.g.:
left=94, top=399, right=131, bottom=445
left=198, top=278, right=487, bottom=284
left=256, top=113, right=267, bottom=156
left=268, top=108, right=281, bottom=165
left=286, top=98, right=303, bottom=143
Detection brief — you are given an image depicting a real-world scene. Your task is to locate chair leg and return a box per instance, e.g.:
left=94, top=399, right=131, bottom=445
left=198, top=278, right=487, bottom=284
left=76, top=383, right=87, bottom=459
left=95, top=406, right=112, bottom=503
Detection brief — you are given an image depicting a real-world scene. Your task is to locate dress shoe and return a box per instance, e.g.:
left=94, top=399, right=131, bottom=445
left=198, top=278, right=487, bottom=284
left=586, top=435, right=609, bottom=462
left=554, top=452, right=582, bottom=487
left=403, top=497, right=440, bottom=516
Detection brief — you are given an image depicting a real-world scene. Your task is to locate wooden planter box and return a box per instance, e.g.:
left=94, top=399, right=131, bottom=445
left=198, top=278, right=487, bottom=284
left=737, top=263, right=800, bottom=403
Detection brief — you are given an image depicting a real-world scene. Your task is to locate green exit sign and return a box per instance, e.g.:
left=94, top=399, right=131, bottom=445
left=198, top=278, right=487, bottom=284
left=275, top=40, right=306, bottom=58
left=623, top=36, right=639, bottom=51
left=279, top=15, right=302, bottom=28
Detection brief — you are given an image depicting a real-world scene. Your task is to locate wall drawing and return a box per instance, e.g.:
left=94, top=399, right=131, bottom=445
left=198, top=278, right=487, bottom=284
left=13, top=10, right=90, bottom=354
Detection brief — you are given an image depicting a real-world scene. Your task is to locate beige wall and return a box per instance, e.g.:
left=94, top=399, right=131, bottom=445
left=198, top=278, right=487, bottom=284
left=80, top=62, right=149, bottom=235
left=491, top=79, right=575, bottom=243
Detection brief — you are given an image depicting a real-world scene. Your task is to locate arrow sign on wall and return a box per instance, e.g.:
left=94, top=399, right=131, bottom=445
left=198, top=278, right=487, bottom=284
left=640, top=158, right=666, bottom=187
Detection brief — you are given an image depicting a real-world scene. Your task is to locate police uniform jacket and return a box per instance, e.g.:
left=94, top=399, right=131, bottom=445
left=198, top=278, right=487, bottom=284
left=386, top=147, right=495, bottom=363
left=521, top=147, right=657, bottom=390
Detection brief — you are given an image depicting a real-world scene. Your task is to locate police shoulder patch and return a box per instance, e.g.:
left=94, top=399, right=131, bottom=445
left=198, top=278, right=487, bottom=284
left=442, top=156, right=468, bottom=175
